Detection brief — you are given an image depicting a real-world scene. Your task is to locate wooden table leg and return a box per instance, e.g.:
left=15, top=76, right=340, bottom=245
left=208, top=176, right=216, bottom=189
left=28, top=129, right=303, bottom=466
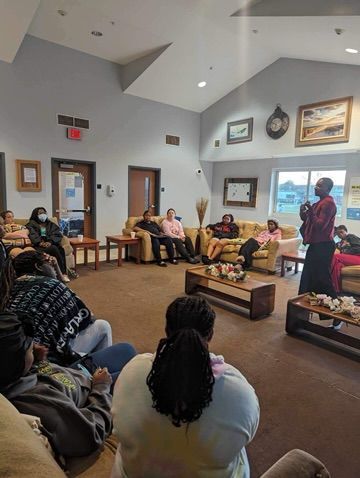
left=94, top=243, right=99, bottom=270
left=125, top=244, right=129, bottom=261
left=84, top=248, right=88, bottom=265
left=294, top=261, right=299, bottom=274
left=117, top=244, right=123, bottom=267
left=281, top=257, right=286, bottom=277
left=106, top=238, right=110, bottom=263
left=73, top=247, right=77, bottom=271
left=136, top=241, right=140, bottom=264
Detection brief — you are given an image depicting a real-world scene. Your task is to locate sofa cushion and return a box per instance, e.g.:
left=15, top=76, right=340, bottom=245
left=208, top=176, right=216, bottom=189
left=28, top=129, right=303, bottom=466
left=236, top=221, right=260, bottom=239
left=341, top=266, right=360, bottom=277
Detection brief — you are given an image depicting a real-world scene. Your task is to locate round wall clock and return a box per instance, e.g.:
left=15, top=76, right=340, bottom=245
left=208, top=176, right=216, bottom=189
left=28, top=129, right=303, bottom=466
left=266, top=105, right=289, bottom=139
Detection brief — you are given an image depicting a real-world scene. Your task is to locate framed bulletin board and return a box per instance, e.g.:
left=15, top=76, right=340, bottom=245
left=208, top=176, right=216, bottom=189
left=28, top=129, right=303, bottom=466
left=16, top=159, right=42, bottom=192
left=223, top=177, right=258, bottom=208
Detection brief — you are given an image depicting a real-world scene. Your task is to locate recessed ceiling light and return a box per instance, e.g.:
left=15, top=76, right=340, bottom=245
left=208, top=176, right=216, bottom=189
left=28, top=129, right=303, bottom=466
left=198, top=81, right=207, bottom=88
left=91, top=31, right=103, bottom=37
left=345, top=48, right=358, bottom=54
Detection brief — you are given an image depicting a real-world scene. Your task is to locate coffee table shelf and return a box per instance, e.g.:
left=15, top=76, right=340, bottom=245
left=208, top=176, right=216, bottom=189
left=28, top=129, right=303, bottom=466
left=185, top=266, right=275, bottom=320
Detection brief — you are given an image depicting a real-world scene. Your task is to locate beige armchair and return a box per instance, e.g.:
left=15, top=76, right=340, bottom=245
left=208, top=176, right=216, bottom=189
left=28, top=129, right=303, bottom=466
left=8, top=217, right=75, bottom=269
left=200, top=220, right=301, bottom=274
left=123, top=215, right=198, bottom=263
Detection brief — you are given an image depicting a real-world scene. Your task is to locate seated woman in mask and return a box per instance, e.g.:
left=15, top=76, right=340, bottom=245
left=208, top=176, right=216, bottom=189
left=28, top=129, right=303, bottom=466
left=26, top=207, right=69, bottom=281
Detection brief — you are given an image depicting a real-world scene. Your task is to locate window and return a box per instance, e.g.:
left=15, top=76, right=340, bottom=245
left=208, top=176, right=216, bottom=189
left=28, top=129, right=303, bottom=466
left=273, top=169, right=346, bottom=216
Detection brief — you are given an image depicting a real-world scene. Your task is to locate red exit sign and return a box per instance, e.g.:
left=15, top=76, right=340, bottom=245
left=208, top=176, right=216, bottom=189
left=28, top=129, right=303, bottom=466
left=67, top=127, right=81, bottom=140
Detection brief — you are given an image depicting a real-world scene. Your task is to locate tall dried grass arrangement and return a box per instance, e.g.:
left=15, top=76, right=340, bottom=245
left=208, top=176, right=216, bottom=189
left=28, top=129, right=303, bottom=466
left=196, top=197, right=209, bottom=228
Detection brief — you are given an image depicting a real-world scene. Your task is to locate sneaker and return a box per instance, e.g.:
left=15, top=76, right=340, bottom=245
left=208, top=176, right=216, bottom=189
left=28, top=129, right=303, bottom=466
left=202, top=255, right=211, bottom=265
left=328, top=320, right=342, bottom=331
left=169, top=259, right=178, bottom=265
left=236, top=255, right=245, bottom=264
left=157, top=261, right=167, bottom=267
left=62, top=274, right=71, bottom=283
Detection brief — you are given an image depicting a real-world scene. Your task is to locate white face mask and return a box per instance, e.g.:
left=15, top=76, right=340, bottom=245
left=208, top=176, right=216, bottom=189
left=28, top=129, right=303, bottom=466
left=38, top=213, right=47, bottom=223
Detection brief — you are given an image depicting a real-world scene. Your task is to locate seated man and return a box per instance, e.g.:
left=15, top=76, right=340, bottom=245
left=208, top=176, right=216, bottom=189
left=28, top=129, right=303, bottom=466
left=236, top=219, right=282, bottom=269
left=133, top=210, right=178, bottom=267
left=0, top=312, right=136, bottom=458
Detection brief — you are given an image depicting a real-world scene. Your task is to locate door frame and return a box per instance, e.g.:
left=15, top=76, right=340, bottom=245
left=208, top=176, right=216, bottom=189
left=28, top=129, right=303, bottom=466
left=0, top=153, right=6, bottom=211
left=51, top=158, right=97, bottom=237
left=128, top=166, right=161, bottom=216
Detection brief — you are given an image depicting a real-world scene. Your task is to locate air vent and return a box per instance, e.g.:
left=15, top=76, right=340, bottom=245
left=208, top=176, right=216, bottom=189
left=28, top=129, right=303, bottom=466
left=166, top=135, right=180, bottom=146
left=74, top=117, right=90, bottom=130
left=214, top=139, right=220, bottom=147
left=57, top=114, right=90, bottom=130
left=57, top=114, right=74, bottom=126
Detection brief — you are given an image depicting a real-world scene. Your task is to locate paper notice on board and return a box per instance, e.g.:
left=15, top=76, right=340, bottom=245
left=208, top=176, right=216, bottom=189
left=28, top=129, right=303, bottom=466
left=23, top=167, right=37, bottom=183
left=346, top=177, right=360, bottom=220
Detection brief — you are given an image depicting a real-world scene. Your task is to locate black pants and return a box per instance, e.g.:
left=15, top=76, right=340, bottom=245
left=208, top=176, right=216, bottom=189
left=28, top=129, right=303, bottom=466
left=37, top=244, right=67, bottom=273
left=171, top=237, right=195, bottom=259
left=239, top=238, right=260, bottom=269
left=299, top=241, right=336, bottom=297
left=151, top=236, right=175, bottom=262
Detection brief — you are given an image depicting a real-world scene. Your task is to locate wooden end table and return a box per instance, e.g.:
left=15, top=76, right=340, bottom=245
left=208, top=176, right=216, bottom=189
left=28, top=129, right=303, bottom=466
left=69, top=237, right=100, bottom=271
left=286, top=294, right=360, bottom=361
left=281, top=251, right=306, bottom=277
left=185, top=266, right=275, bottom=320
left=106, top=235, right=140, bottom=267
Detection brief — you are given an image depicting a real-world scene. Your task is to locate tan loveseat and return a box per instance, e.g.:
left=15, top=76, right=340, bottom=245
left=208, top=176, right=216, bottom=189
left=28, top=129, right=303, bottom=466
left=123, top=215, right=198, bottom=263
left=339, top=265, right=360, bottom=296
left=3, top=217, right=75, bottom=269
left=0, top=393, right=330, bottom=478
left=200, top=220, right=301, bottom=274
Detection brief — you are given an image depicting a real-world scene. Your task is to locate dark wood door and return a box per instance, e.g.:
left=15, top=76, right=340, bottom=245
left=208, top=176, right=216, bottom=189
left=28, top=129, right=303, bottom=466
left=129, top=168, right=159, bottom=216
left=52, top=161, right=94, bottom=238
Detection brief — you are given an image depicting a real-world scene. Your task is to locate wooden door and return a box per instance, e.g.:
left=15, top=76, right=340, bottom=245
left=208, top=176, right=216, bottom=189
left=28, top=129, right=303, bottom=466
left=52, top=161, right=95, bottom=238
left=128, top=168, right=159, bottom=216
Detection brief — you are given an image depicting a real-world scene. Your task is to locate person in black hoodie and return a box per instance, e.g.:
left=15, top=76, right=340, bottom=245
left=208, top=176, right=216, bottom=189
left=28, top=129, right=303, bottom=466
left=0, top=312, right=135, bottom=458
left=26, top=207, right=68, bottom=277
left=202, top=214, right=239, bottom=264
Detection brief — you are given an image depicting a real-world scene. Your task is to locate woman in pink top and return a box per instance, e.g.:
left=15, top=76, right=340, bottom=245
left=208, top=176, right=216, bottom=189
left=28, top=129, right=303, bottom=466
left=236, top=219, right=282, bottom=269
left=161, top=209, right=199, bottom=264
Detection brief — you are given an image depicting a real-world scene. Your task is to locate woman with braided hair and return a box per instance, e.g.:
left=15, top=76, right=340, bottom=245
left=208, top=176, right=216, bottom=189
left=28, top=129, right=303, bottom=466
left=111, top=296, right=259, bottom=478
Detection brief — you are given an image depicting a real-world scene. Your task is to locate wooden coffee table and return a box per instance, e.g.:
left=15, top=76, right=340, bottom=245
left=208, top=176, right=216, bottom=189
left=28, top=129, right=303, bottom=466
left=69, top=237, right=100, bottom=271
left=185, top=266, right=275, bottom=320
left=106, top=235, right=140, bottom=267
left=281, top=251, right=306, bottom=276
left=286, top=294, right=360, bottom=361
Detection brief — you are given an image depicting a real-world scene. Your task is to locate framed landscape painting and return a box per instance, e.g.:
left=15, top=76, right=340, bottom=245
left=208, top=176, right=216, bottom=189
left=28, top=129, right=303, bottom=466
left=295, top=96, right=352, bottom=147
left=227, top=118, right=253, bottom=144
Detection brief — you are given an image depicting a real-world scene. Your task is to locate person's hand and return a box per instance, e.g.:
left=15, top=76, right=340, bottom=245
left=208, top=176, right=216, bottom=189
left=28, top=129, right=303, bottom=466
left=33, top=344, right=49, bottom=362
left=40, top=241, right=51, bottom=248
left=92, top=367, right=112, bottom=386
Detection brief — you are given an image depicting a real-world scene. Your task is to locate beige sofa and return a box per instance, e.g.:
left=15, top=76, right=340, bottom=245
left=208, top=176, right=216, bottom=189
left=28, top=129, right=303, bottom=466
left=340, top=265, right=360, bottom=296
left=123, top=215, right=198, bottom=263
left=0, top=393, right=330, bottom=478
left=3, top=217, right=75, bottom=269
left=200, top=220, right=301, bottom=274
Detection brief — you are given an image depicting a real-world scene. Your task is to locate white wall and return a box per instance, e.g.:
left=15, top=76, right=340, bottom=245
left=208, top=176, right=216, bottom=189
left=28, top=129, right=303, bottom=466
left=0, top=35, right=212, bottom=241
left=200, top=58, right=360, bottom=234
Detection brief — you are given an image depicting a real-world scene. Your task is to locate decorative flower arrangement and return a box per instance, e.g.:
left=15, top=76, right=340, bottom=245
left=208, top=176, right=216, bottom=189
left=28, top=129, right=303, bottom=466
left=307, top=293, right=360, bottom=323
left=206, top=262, right=248, bottom=283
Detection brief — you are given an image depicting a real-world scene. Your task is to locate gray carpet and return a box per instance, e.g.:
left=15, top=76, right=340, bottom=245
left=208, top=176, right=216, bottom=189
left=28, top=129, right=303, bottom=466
left=70, top=260, right=360, bottom=477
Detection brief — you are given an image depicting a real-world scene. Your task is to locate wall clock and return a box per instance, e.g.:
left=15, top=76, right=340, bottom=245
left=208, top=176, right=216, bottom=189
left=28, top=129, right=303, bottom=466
left=266, top=105, right=289, bottom=139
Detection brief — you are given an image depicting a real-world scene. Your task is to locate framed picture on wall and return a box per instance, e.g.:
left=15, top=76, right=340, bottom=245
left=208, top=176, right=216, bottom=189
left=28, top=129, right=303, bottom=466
left=295, top=96, right=353, bottom=147
left=223, top=177, right=258, bottom=208
left=16, top=159, right=42, bottom=192
left=227, top=118, right=253, bottom=144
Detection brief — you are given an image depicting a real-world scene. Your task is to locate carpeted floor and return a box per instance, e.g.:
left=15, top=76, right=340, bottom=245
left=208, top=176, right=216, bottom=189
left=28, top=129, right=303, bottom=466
left=70, top=259, right=360, bottom=478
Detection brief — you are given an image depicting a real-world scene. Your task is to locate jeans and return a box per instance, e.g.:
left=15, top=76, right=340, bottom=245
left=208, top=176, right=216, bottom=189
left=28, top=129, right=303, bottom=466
left=151, top=236, right=174, bottom=262
left=70, top=319, right=113, bottom=355
left=88, top=343, right=137, bottom=392
left=171, top=237, right=195, bottom=259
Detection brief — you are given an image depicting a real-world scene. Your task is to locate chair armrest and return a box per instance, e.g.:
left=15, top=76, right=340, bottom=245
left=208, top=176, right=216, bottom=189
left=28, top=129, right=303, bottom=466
left=183, top=227, right=198, bottom=249
left=260, top=449, right=330, bottom=478
left=60, top=235, right=73, bottom=256
left=130, top=230, right=152, bottom=261
left=266, top=238, right=302, bottom=272
left=199, top=228, right=213, bottom=255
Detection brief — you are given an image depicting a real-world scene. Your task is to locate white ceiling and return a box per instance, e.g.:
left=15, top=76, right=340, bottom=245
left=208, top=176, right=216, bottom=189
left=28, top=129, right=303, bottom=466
left=2, top=0, right=360, bottom=112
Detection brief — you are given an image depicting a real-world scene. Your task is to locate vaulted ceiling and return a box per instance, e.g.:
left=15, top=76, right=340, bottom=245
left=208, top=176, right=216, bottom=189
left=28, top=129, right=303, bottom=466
left=2, top=0, right=360, bottom=112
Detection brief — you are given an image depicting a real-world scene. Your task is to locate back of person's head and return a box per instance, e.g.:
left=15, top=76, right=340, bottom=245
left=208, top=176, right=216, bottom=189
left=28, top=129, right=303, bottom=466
left=0, top=312, right=34, bottom=388
left=29, top=207, right=47, bottom=222
left=146, top=296, right=215, bottom=427
left=320, top=177, right=334, bottom=193
left=12, top=250, right=47, bottom=276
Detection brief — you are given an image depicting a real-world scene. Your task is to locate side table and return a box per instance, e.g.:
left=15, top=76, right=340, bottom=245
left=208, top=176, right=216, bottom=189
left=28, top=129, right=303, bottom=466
left=281, top=251, right=306, bottom=277
left=69, top=237, right=100, bottom=271
left=106, top=235, right=140, bottom=266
